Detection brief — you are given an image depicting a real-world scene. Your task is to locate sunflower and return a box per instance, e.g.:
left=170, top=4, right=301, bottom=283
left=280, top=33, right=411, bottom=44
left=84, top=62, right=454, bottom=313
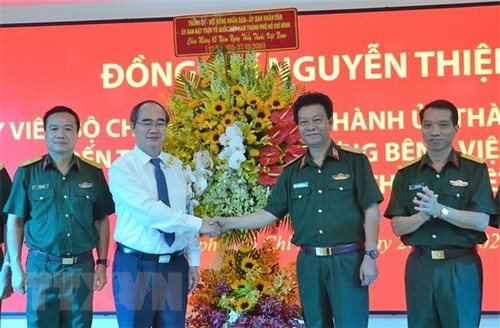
left=255, top=106, right=271, bottom=120
left=230, top=106, right=244, bottom=118
left=192, top=113, right=210, bottom=129
left=221, top=113, right=236, bottom=127
left=241, top=257, right=258, bottom=272
left=231, top=279, right=248, bottom=291
left=267, top=95, right=286, bottom=110
left=235, top=297, right=254, bottom=312
left=252, top=117, right=269, bottom=131
left=210, top=99, right=227, bottom=116
left=230, top=85, right=244, bottom=97
left=253, top=278, right=270, bottom=293
left=222, top=254, right=236, bottom=268
left=246, top=94, right=262, bottom=107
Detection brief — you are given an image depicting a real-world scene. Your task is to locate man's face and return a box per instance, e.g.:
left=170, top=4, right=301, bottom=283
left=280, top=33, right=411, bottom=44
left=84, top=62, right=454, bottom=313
left=132, top=103, right=168, bottom=157
left=297, top=104, right=332, bottom=148
left=45, top=112, right=79, bottom=156
left=421, top=107, right=457, bottom=153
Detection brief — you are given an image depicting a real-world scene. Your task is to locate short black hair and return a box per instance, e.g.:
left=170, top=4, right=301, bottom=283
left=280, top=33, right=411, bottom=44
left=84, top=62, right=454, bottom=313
left=130, top=100, right=169, bottom=128
left=43, top=106, right=80, bottom=132
left=419, top=99, right=459, bottom=126
left=292, top=92, right=333, bottom=124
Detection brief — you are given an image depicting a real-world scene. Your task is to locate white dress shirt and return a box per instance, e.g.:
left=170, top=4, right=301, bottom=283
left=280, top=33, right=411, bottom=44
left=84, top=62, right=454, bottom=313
left=109, top=146, right=201, bottom=266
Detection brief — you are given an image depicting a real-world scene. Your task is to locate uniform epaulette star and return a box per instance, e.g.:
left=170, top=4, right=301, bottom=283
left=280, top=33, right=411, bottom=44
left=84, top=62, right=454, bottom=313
left=340, top=144, right=363, bottom=154
left=460, top=153, right=485, bottom=164
left=19, top=156, right=43, bottom=167
left=80, top=156, right=102, bottom=169
left=397, top=157, right=421, bottom=170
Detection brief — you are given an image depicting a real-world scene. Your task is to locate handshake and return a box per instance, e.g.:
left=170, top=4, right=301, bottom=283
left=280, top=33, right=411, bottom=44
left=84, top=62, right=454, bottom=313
left=199, top=216, right=230, bottom=238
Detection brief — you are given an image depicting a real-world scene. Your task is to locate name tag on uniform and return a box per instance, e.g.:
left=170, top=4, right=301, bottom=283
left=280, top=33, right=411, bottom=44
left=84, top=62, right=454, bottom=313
left=409, top=183, right=425, bottom=191
left=158, top=255, right=171, bottom=263
left=32, top=184, right=49, bottom=190
left=293, top=182, right=309, bottom=189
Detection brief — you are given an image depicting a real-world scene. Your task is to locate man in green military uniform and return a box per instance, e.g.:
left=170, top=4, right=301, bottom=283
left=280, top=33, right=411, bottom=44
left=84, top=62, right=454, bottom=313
left=4, top=106, right=115, bottom=327
left=0, top=164, right=13, bottom=309
left=384, top=99, right=497, bottom=328
left=218, top=92, right=383, bottom=328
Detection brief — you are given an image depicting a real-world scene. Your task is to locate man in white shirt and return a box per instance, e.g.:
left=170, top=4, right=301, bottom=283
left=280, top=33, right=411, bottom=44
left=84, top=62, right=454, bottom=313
left=109, top=100, right=220, bottom=328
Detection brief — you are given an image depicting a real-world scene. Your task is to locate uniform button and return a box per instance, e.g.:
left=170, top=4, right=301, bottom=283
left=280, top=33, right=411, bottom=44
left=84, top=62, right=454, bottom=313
left=39, top=196, right=44, bottom=200
left=298, top=195, right=302, bottom=199
left=67, top=233, right=71, bottom=237
left=436, top=174, right=440, bottom=178
left=318, top=209, right=323, bottom=213
left=318, top=189, right=323, bottom=194
left=63, top=195, right=68, bottom=199
left=432, top=234, right=437, bottom=239
left=86, top=195, right=90, bottom=199
left=67, top=253, right=71, bottom=256
left=62, top=177, right=66, bottom=180
left=65, top=214, right=69, bottom=218
left=339, top=186, right=344, bottom=191
left=318, top=169, right=321, bottom=174
left=319, top=230, right=323, bottom=234
left=456, top=193, right=460, bottom=197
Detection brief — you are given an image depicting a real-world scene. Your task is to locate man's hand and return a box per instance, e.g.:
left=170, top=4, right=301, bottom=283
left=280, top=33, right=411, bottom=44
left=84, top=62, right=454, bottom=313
left=93, top=265, right=107, bottom=291
left=359, top=256, right=378, bottom=287
left=413, top=186, right=441, bottom=219
left=199, top=218, right=221, bottom=237
left=0, top=264, right=13, bottom=299
left=188, top=266, right=200, bottom=293
left=10, top=263, right=26, bottom=295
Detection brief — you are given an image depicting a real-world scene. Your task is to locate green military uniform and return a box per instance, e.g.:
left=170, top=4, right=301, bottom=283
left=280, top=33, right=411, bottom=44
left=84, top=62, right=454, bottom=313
left=3, top=154, right=114, bottom=328
left=0, top=165, right=12, bottom=313
left=0, top=165, right=12, bottom=249
left=265, top=142, right=383, bottom=328
left=384, top=150, right=497, bottom=328
left=491, top=185, right=499, bottom=228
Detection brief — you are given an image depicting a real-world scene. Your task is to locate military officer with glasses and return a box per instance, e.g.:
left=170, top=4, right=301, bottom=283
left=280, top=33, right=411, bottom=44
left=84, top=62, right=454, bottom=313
left=216, top=92, right=383, bottom=328
left=384, top=99, right=497, bottom=328
left=109, top=100, right=220, bottom=328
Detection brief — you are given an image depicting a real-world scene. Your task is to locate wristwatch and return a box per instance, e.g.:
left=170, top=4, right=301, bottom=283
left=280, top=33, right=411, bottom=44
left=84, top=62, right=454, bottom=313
left=96, top=259, right=109, bottom=267
left=364, top=249, right=379, bottom=260
left=439, top=206, right=450, bottom=219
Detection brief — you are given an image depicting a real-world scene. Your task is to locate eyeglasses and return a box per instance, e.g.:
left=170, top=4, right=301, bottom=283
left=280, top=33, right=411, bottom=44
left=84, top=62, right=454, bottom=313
left=135, top=120, right=167, bottom=129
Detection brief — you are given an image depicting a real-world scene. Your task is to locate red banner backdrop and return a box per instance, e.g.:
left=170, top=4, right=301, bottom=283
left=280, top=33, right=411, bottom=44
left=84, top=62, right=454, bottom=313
left=0, top=4, right=498, bottom=313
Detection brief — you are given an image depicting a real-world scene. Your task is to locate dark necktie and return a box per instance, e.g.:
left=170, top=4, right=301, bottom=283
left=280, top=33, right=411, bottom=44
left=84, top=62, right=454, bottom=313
left=150, top=158, right=175, bottom=246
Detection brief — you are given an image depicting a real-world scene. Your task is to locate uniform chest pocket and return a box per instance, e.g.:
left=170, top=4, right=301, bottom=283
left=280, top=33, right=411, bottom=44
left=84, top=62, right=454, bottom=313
left=439, top=187, right=465, bottom=209
left=327, top=180, right=354, bottom=205
left=74, top=187, right=97, bottom=203
left=291, top=187, right=311, bottom=201
left=29, top=188, right=55, bottom=219
left=30, top=188, right=55, bottom=203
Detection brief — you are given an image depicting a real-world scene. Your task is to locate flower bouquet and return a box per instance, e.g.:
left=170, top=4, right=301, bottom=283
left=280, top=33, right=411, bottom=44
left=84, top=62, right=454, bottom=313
left=185, top=240, right=305, bottom=328
left=164, top=47, right=305, bottom=245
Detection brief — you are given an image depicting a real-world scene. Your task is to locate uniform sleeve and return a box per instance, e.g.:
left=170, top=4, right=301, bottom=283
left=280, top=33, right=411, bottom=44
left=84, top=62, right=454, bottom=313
left=3, top=167, right=30, bottom=219
left=92, top=168, right=115, bottom=220
left=355, top=154, right=383, bottom=209
left=467, top=163, right=496, bottom=215
left=0, top=168, right=12, bottom=224
left=264, top=166, right=291, bottom=219
left=384, top=170, right=408, bottom=219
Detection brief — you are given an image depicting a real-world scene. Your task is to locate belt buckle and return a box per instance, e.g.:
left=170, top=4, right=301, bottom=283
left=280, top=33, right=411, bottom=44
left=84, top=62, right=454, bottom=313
left=62, top=257, right=75, bottom=265
left=431, top=250, right=445, bottom=260
left=158, top=255, right=171, bottom=263
left=315, top=247, right=331, bottom=256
